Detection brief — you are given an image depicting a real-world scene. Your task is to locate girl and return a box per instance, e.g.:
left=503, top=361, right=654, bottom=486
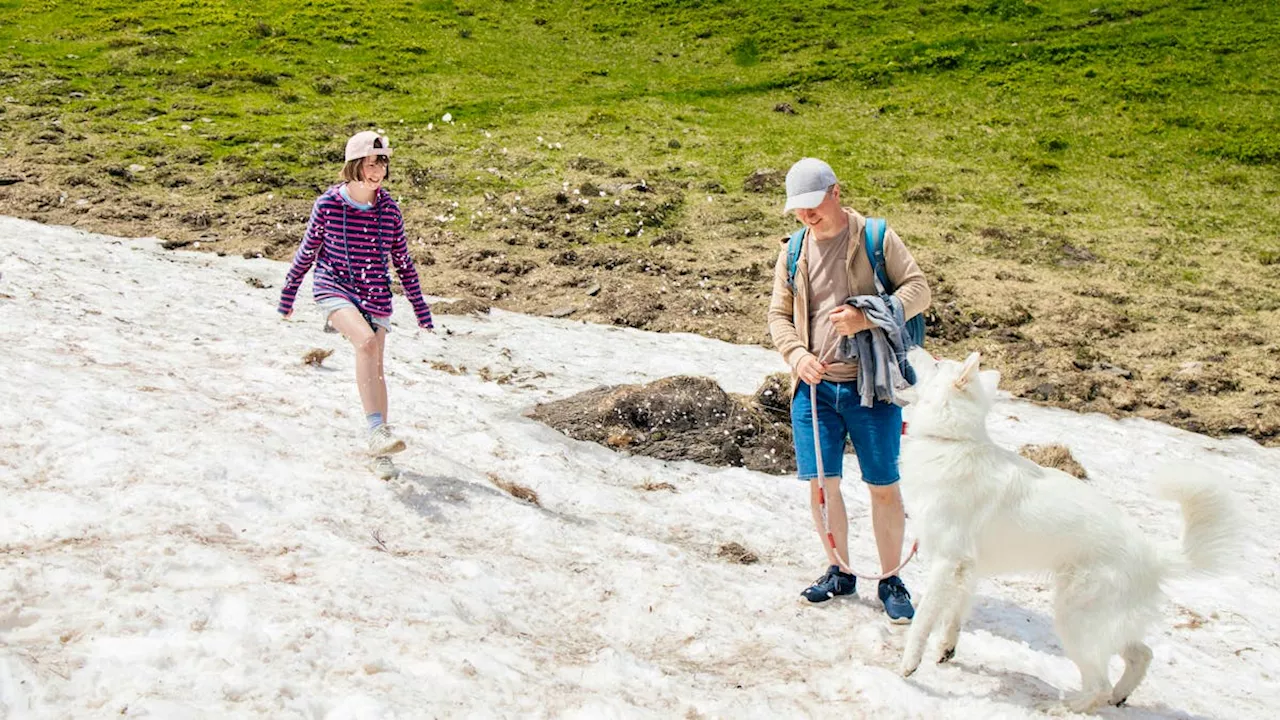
left=278, top=131, right=434, bottom=480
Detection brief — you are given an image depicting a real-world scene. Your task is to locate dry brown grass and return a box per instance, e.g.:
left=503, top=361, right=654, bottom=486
left=476, top=366, right=514, bottom=384
left=1019, top=443, right=1088, bottom=480
left=606, top=430, right=635, bottom=448
left=426, top=361, right=466, bottom=375
left=1174, top=606, right=1209, bottom=630
left=301, top=348, right=333, bottom=367
left=716, top=541, right=759, bottom=565
left=487, top=472, right=541, bottom=506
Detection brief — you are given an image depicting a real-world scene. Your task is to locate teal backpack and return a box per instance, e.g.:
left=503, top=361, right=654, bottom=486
left=785, top=218, right=926, bottom=347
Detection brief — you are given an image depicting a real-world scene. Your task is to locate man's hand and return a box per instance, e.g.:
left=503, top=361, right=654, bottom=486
left=830, top=305, right=871, bottom=336
left=797, top=354, right=828, bottom=385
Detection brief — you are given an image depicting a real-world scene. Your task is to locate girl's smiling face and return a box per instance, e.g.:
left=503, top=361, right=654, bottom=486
left=358, top=156, right=388, bottom=189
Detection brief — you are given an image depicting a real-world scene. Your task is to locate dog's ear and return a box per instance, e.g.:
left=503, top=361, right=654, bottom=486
left=953, top=351, right=982, bottom=390
left=907, top=347, right=937, bottom=383
left=979, top=369, right=1001, bottom=397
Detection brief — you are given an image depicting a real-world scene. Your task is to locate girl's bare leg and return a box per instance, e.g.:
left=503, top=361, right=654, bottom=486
left=326, top=309, right=387, bottom=418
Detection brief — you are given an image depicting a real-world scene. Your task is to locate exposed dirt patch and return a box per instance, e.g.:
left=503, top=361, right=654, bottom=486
left=1019, top=443, right=1088, bottom=480
left=527, top=375, right=794, bottom=474
left=716, top=541, right=760, bottom=565
left=432, top=297, right=492, bottom=316
left=743, top=169, right=784, bottom=194
left=752, top=372, right=791, bottom=422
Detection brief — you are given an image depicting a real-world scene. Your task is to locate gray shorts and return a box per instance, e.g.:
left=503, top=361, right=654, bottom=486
left=316, top=297, right=391, bottom=333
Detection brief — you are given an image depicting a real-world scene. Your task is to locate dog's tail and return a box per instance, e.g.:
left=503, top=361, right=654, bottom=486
left=1153, top=462, right=1240, bottom=578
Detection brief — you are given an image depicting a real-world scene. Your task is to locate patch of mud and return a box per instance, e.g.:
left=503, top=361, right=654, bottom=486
left=527, top=375, right=794, bottom=474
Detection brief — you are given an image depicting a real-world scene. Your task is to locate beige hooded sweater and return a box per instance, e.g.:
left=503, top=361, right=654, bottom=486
left=767, top=208, right=931, bottom=398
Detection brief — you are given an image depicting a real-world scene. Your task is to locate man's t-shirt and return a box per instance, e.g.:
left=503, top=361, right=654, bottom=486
left=805, top=223, right=859, bottom=383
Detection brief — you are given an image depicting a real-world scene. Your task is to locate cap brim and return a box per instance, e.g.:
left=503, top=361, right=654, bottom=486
left=345, top=147, right=393, bottom=161
left=782, top=189, right=827, bottom=213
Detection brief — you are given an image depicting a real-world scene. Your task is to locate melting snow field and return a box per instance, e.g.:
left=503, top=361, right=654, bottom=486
left=1, top=216, right=1277, bottom=719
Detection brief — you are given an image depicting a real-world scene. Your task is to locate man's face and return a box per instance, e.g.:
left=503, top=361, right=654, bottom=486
left=793, top=185, right=842, bottom=232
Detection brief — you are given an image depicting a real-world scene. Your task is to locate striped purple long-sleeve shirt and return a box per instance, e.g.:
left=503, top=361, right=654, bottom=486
left=278, top=185, right=433, bottom=329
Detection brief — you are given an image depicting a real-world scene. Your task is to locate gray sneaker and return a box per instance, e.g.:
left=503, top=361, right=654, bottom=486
left=370, top=455, right=399, bottom=481
left=368, top=425, right=406, bottom=456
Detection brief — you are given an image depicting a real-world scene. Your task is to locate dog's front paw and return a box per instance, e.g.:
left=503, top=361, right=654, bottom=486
left=900, top=654, right=922, bottom=677
left=937, top=645, right=956, bottom=664
left=1063, top=690, right=1107, bottom=714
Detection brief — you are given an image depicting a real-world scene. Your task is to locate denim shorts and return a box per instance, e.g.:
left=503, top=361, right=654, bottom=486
left=791, top=380, right=902, bottom=485
left=316, top=297, right=390, bottom=333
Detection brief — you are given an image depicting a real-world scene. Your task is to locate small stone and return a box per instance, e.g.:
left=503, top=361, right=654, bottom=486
left=1033, top=383, right=1060, bottom=400
left=549, top=307, right=576, bottom=318
left=1177, top=361, right=1203, bottom=375
left=1099, top=363, right=1133, bottom=379
left=585, top=283, right=601, bottom=297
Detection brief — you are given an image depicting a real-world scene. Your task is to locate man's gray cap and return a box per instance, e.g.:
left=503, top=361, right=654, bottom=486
left=783, top=157, right=838, bottom=212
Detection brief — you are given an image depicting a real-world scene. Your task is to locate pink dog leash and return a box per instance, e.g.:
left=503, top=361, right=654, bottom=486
left=810, top=381, right=918, bottom=580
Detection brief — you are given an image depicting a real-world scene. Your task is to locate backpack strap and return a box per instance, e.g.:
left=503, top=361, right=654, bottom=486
left=863, top=217, right=890, bottom=294
left=785, top=227, right=806, bottom=293
left=865, top=217, right=927, bottom=347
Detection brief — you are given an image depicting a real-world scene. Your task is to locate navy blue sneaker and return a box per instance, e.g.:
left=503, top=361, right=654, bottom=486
left=801, top=565, right=856, bottom=603
left=878, top=575, right=915, bottom=624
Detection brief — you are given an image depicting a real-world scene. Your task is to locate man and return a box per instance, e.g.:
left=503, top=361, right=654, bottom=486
left=767, top=157, right=931, bottom=622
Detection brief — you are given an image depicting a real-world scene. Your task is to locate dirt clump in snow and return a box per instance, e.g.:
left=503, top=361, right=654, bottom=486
left=528, top=375, right=794, bottom=474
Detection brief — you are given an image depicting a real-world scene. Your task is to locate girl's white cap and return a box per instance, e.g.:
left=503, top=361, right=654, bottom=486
left=345, top=131, right=392, bottom=161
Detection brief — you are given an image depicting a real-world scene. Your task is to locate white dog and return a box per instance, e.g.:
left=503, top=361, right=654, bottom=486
left=897, top=349, right=1238, bottom=713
